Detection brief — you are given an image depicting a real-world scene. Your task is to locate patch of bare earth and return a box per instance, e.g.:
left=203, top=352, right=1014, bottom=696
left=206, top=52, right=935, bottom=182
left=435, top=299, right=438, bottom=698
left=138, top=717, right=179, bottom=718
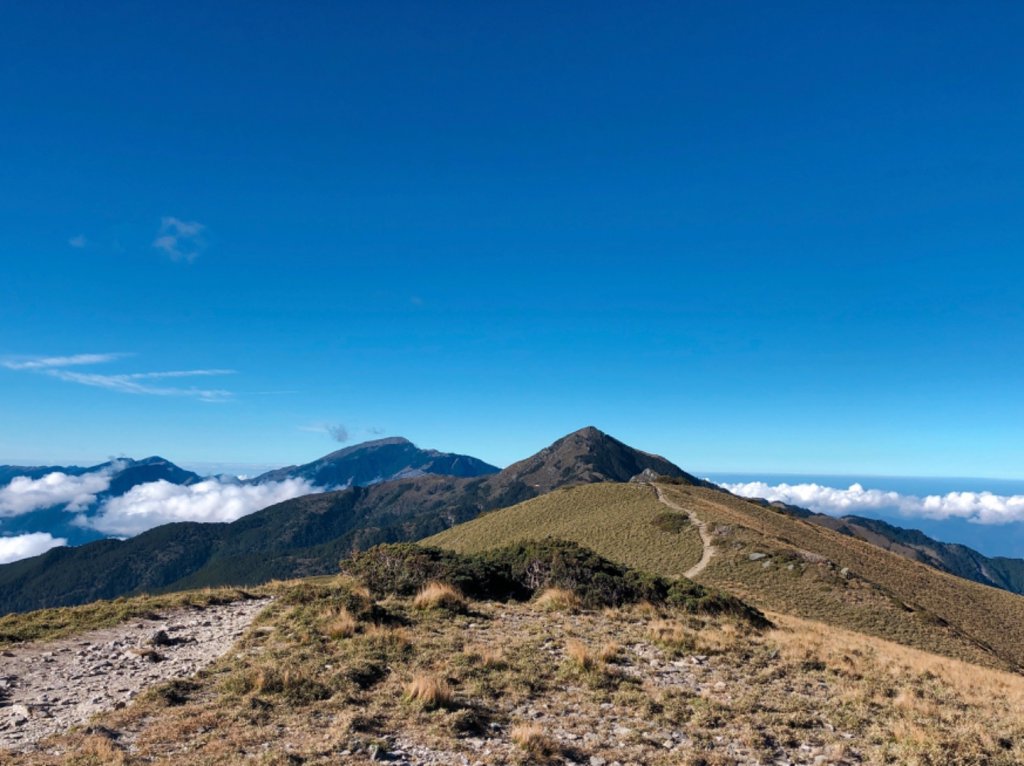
left=0, top=598, right=270, bottom=751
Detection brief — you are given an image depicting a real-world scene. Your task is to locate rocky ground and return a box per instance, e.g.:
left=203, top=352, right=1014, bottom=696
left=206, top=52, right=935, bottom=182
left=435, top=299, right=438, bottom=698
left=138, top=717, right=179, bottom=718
left=3, top=575, right=1022, bottom=765
left=0, top=598, right=270, bottom=751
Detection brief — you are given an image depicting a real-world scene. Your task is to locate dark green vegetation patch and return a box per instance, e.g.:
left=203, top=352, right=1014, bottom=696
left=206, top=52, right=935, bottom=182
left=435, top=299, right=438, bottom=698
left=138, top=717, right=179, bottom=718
left=651, top=511, right=690, bottom=534
left=342, top=539, right=769, bottom=627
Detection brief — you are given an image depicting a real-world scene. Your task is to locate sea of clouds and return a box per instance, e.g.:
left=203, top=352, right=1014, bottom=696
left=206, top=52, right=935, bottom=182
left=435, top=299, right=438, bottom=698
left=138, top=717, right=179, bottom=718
left=0, top=466, right=322, bottom=562
left=80, top=477, right=320, bottom=536
left=720, top=480, right=1024, bottom=525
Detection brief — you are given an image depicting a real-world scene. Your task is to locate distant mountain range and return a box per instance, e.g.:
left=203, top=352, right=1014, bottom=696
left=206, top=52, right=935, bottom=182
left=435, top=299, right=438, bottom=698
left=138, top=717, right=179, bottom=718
left=3, top=427, right=1024, bottom=616
left=249, top=436, right=498, bottom=486
left=0, top=427, right=692, bottom=612
left=0, top=439, right=498, bottom=547
left=0, top=457, right=202, bottom=546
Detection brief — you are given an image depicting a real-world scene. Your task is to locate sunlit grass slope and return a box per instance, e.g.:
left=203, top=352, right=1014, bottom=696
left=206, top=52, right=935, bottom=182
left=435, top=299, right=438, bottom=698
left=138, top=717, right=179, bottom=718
left=660, top=483, right=1024, bottom=672
left=425, top=483, right=703, bottom=577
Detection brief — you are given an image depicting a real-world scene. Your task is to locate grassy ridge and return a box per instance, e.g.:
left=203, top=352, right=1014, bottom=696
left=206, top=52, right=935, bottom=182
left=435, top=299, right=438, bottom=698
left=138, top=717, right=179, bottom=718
left=429, top=481, right=1024, bottom=672
left=425, top=483, right=704, bottom=577
left=662, top=484, right=1024, bottom=672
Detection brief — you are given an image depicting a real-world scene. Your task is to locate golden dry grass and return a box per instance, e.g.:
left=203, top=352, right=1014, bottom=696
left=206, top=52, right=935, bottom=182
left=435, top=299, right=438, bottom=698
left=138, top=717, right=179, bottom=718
left=412, top=581, right=467, bottom=612
left=402, top=673, right=455, bottom=710
left=426, top=483, right=704, bottom=577
left=565, top=639, right=596, bottom=670
left=510, top=723, right=560, bottom=762
left=323, top=607, right=359, bottom=639
left=533, top=587, right=581, bottom=612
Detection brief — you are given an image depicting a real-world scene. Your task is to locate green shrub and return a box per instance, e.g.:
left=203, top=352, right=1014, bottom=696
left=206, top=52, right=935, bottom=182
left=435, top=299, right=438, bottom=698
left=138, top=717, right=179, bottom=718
left=341, top=539, right=770, bottom=627
left=652, top=511, right=690, bottom=533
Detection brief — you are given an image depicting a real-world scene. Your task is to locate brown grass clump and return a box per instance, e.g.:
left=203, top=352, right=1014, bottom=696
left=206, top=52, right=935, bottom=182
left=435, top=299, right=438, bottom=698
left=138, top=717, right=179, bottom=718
left=598, top=641, right=622, bottom=664
left=323, top=607, right=358, bottom=639
left=534, top=587, right=581, bottom=612
left=362, top=624, right=412, bottom=652
left=510, top=723, right=561, bottom=762
left=413, top=581, right=467, bottom=612
left=566, top=639, right=597, bottom=670
left=648, top=619, right=696, bottom=653
left=403, top=673, right=455, bottom=710
left=74, top=734, right=127, bottom=765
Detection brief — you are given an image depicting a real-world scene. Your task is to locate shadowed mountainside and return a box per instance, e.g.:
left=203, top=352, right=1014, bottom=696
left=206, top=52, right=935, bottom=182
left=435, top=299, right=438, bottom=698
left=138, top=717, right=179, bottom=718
left=0, top=427, right=694, bottom=613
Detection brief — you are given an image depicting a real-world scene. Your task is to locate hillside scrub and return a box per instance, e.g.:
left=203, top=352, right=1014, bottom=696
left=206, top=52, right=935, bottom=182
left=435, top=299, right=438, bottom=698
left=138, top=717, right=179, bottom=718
left=341, top=539, right=769, bottom=627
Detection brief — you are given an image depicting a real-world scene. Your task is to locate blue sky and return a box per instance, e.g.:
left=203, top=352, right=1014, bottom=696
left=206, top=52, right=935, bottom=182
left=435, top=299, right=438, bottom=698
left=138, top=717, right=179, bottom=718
left=1, top=2, right=1023, bottom=477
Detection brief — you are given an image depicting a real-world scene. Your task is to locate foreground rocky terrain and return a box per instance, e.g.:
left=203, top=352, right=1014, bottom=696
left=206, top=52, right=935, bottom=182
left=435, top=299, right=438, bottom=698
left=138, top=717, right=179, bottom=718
left=1, top=567, right=1021, bottom=766
left=0, top=598, right=270, bottom=751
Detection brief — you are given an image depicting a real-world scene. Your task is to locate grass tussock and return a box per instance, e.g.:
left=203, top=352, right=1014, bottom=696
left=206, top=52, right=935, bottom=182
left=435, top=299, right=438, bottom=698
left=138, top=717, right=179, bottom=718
left=403, top=673, right=455, bottom=710
left=323, top=607, right=359, bottom=639
left=566, top=639, right=596, bottom=670
left=534, top=587, right=581, bottom=612
left=648, top=619, right=696, bottom=654
left=413, top=581, right=467, bottom=612
left=510, top=723, right=561, bottom=762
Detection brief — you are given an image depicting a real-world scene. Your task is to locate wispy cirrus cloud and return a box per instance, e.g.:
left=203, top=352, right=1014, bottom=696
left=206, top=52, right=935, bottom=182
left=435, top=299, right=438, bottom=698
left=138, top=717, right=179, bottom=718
left=153, top=217, right=205, bottom=262
left=2, top=354, right=235, bottom=402
left=2, top=353, right=127, bottom=371
left=68, top=234, right=87, bottom=248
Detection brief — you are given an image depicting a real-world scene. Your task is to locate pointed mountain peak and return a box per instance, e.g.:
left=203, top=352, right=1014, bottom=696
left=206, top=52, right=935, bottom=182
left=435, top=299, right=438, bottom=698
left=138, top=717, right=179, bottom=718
left=500, top=426, right=702, bottom=491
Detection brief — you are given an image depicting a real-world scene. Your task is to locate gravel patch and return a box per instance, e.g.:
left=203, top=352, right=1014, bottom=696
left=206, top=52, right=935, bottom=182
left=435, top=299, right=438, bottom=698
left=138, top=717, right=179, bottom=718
left=0, top=597, right=270, bottom=751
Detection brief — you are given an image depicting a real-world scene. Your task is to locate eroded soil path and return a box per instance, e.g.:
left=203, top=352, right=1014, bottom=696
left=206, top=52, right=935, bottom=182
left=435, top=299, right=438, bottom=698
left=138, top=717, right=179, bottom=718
left=0, top=597, right=270, bottom=751
left=653, top=483, right=716, bottom=578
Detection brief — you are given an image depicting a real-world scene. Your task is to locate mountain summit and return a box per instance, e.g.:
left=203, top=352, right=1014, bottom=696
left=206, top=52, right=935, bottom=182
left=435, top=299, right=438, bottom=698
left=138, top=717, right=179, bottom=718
left=251, top=437, right=498, bottom=488
left=0, top=427, right=697, bottom=612
left=503, top=426, right=702, bottom=490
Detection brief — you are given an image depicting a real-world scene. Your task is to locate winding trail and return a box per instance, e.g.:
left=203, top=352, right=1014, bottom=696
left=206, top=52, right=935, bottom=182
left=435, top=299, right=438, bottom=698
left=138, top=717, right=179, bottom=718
left=653, top=484, right=716, bottom=579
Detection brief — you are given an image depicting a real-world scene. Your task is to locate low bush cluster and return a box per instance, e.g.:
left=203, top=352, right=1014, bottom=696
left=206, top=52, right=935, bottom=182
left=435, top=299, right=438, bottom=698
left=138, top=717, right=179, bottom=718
left=341, top=539, right=770, bottom=626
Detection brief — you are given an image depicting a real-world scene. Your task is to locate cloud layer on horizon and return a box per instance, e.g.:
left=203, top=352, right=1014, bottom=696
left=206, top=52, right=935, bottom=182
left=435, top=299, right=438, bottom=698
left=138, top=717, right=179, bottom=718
left=720, top=480, right=1024, bottom=525
left=0, top=532, right=67, bottom=564
left=81, top=477, right=321, bottom=536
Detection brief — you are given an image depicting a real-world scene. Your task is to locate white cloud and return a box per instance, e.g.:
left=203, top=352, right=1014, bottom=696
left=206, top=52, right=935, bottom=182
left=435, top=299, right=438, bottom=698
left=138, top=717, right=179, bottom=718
left=720, top=480, right=1024, bottom=525
left=3, top=354, right=235, bottom=401
left=46, top=369, right=234, bottom=402
left=2, top=353, right=126, bottom=371
left=0, top=468, right=117, bottom=517
left=68, top=234, right=87, bottom=248
left=83, top=477, right=321, bottom=536
left=0, top=533, right=67, bottom=564
left=153, top=217, right=205, bottom=262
